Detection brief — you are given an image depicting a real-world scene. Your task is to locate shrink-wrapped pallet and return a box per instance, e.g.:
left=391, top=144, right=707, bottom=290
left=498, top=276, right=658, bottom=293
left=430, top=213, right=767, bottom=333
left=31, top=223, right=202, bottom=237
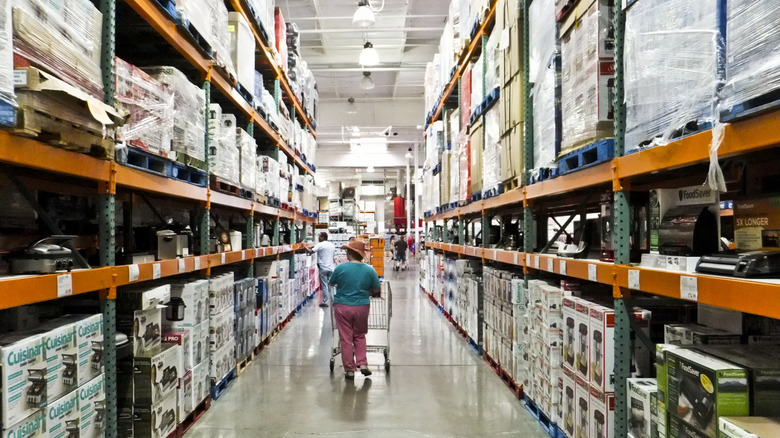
left=0, top=0, right=12, bottom=111
left=228, top=12, right=255, bottom=99
left=625, top=0, right=722, bottom=153
left=259, top=156, right=280, bottom=201
left=115, top=58, right=174, bottom=157
left=175, top=0, right=234, bottom=79
left=482, top=106, right=502, bottom=193
left=12, top=0, right=103, bottom=98
left=529, top=0, right=558, bottom=176
left=209, top=113, right=240, bottom=186
left=145, top=66, right=206, bottom=161
left=238, top=128, right=257, bottom=191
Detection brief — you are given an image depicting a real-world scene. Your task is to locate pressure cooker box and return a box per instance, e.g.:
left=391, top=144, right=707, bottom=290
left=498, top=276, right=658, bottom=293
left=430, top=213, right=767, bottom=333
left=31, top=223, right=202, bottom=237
left=666, top=349, right=750, bottom=438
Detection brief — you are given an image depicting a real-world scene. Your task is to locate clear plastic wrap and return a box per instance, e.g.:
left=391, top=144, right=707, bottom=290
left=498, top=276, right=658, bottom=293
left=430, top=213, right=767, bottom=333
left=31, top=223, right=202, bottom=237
left=144, top=66, right=206, bottom=161
left=210, top=0, right=235, bottom=79
left=228, top=12, right=256, bottom=96
left=530, top=0, right=558, bottom=175
left=482, top=105, right=502, bottom=191
left=0, top=0, right=13, bottom=107
left=560, top=0, right=614, bottom=155
left=115, top=58, right=175, bottom=156
left=458, top=129, right=469, bottom=203
left=259, top=155, right=280, bottom=201
left=484, top=26, right=501, bottom=93
left=449, top=143, right=460, bottom=205
left=237, top=128, right=257, bottom=190
left=425, top=61, right=437, bottom=113
left=12, top=0, right=103, bottom=98
left=625, top=0, right=722, bottom=153
left=209, top=113, right=240, bottom=185
left=471, top=58, right=484, bottom=114
left=721, top=0, right=780, bottom=114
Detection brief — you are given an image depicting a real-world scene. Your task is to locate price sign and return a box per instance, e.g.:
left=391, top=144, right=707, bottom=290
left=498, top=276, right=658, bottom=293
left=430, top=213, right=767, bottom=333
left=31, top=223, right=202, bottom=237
left=255, top=248, right=261, bottom=258
left=152, top=263, right=161, bottom=280
left=534, top=257, right=540, bottom=270
left=526, top=254, right=532, bottom=265
left=560, top=260, right=567, bottom=275
left=194, top=258, right=201, bottom=270
left=547, top=258, right=554, bottom=272
left=241, top=251, right=246, bottom=261
left=680, top=276, right=698, bottom=301
left=221, top=253, right=226, bottom=264
left=178, top=259, right=186, bottom=273
left=514, top=253, right=519, bottom=265
left=128, top=264, right=140, bottom=282
left=628, top=270, right=640, bottom=290
left=588, top=264, right=598, bottom=282
left=57, top=274, right=73, bottom=297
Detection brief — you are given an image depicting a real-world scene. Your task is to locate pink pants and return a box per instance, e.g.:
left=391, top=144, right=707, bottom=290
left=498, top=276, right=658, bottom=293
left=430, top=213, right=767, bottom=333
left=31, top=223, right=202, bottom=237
left=334, top=304, right=370, bottom=372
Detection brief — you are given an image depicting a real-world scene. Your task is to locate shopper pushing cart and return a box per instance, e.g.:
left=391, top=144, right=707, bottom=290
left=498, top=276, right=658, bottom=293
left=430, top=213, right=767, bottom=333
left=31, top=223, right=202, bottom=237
left=328, top=238, right=392, bottom=379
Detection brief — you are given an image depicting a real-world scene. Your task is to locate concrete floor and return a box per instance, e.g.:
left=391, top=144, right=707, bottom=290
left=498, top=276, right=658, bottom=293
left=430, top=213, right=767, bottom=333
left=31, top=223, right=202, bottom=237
left=187, top=267, right=549, bottom=438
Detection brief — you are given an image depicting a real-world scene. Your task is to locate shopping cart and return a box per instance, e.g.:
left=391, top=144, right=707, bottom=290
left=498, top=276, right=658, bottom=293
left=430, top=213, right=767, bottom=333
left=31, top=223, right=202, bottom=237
left=329, top=280, right=392, bottom=373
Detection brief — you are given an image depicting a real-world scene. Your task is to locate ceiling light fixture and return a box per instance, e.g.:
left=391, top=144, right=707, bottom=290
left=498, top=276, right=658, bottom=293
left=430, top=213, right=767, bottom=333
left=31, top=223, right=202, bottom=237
left=367, top=165, right=376, bottom=173
left=360, top=71, right=375, bottom=90
left=405, top=147, right=413, bottom=159
left=352, top=0, right=376, bottom=28
left=359, top=42, right=380, bottom=66
left=346, top=97, right=357, bottom=114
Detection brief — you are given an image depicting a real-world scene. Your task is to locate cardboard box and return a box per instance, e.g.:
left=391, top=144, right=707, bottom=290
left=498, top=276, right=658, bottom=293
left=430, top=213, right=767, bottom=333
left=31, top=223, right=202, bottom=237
left=163, top=329, right=192, bottom=371
left=666, top=349, right=750, bottom=437
left=575, top=375, right=591, bottom=438
left=657, top=344, right=682, bottom=438
left=563, top=297, right=580, bottom=370
left=133, top=392, right=178, bottom=438
left=209, top=339, right=236, bottom=383
left=591, top=385, right=615, bottom=438
left=650, top=391, right=660, bottom=438
left=719, top=417, right=780, bottom=438
left=78, top=375, right=106, bottom=438
left=562, top=366, right=577, bottom=438
left=38, top=322, right=79, bottom=403
left=133, top=343, right=182, bottom=406
left=191, top=361, right=209, bottom=411
left=227, top=12, right=255, bottom=97
left=72, top=315, right=103, bottom=385
left=166, top=280, right=209, bottom=328
left=575, top=299, right=591, bottom=382
left=46, top=389, right=79, bottom=438
left=118, top=284, right=171, bottom=312
left=0, top=332, right=46, bottom=427
left=2, top=410, right=45, bottom=438
left=118, top=307, right=162, bottom=356
left=469, top=118, right=484, bottom=197
left=179, top=370, right=193, bottom=419
left=209, top=308, right=235, bottom=353
left=628, top=378, right=658, bottom=438
left=734, top=196, right=780, bottom=251
left=209, top=273, right=235, bottom=315
left=664, top=324, right=743, bottom=346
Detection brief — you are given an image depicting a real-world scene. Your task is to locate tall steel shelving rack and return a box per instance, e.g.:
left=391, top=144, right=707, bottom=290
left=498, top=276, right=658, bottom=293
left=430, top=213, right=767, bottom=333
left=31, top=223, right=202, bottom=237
left=422, top=0, right=780, bottom=435
left=0, top=0, right=318, bottom=436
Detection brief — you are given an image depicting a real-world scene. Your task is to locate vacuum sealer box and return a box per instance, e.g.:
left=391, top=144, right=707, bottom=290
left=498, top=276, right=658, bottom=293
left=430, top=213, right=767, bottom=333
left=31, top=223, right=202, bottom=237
left=719, top=417, right=780, bottom=438
left=628, top=378, right=658, bottom=438
left=1, top=410, right=45, bottom=438
left=666, top=349, right=750, bottom=438
left=133, top=391, right=178, bottom=438
left=46, top=389, right=79, bottom=438
left=734, top=196, right=780, bottom=250
left=656, top=344, right=682, bottom=438
left=118, top=284, right=171, bottom=311
left=118, top=307, right=162, bottom=356
left=0, top=332, right=46, bottom=427
left=133, top=343, right=182, bottom=406
left=78, top=374, right=106, bottom=438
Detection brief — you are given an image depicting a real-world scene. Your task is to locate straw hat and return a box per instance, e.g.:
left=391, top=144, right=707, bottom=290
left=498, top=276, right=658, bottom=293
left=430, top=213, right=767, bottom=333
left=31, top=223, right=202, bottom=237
left=342, top=239, right=368, bottom=260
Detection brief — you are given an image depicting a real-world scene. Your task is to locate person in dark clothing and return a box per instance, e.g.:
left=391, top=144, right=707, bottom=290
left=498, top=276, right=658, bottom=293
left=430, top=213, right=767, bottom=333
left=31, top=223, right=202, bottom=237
left=393, top=237, right=408, bottom=271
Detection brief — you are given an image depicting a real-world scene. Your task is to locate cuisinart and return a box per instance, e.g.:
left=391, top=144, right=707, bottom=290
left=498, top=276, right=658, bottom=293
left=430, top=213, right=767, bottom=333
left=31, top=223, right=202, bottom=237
left=0, top=332, right=46, bottom=427
left=46, top=389, right=79, bottom=438
left=45, top=315, right=104, bottom=386
left=134, top=343, right=182, bottom=405
left=2, top=410, right=45, bottom=438
left=78, top=374, right=105, bottom=438
left=39, top=321, right=79, bottom=402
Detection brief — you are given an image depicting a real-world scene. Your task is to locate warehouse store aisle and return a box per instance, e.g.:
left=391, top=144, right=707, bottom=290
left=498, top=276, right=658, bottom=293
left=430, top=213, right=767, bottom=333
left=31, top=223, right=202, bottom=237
left=187, top=267, right=548, bottom=437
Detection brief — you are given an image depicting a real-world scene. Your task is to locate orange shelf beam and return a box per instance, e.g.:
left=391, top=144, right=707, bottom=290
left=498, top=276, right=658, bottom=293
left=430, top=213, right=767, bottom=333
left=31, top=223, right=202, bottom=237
left=115, top=165, right=207, bottom=201
left=0, top=132, right=111, bottom=181
left=0, top=268, right=116, bottom=311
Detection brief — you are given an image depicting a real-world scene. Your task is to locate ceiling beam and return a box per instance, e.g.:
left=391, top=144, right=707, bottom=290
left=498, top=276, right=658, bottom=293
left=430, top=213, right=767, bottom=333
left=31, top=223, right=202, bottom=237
left=310, top=66, right=426, bottom=72
left=292, top=14, right=447, bottom=20
left=298, top=27, right=444, bottom=34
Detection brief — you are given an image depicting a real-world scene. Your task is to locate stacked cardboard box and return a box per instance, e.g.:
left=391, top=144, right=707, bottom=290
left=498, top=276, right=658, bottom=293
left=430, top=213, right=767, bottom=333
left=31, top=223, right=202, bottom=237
left=483, top=267, right=520, bottom=382
left=176, top=0, right=234, bottom=80
left=237, top=128, right=257, bottom=192
left=528, top=0, right=559, bottom=177
left=228, top=12, right=255, bottom=101
left=234, top=278, right=257, bottom=362
left=209, top=274, right=237, bottom=385
left=496, top=0, right=524, bottom=185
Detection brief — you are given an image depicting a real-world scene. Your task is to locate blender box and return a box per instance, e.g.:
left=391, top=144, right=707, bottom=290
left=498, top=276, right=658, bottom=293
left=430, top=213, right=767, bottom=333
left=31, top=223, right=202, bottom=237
left=0, top=332, right=46, bottom=427
left=590, top=304, right=613, bottom=391
left=133, top=343, right=182, bottom=405
left=628, top=378, right=658, bottom=438
left=719, top=417, right=780, bottom=438
left=38, top=322, right=79, bottom=402
left=209, top=308, right=235, bottom=352
left=209, top=339, right=236, bottom=383
left=575, top=375, right=590, bottom=438
left=2, top=410, right=45, bottom=438
left=133, top=392, right=178, bottom=438
left=179, top=370, right=193, bottom=419
left=666, top=349, right=750, bottom=438
left=191, top=361, right=209, bottom=411
left=657, top=344, right=683, bottom=438
left=78, top=374, right=106, bottom=438
left=118, top=307, right=162, bottom=356
left=590, top=385, right=615, bottom=438
left=46, top=389, right=79, bottom=438
left=42, top=315, right=103, bottom=387
left=163, top=329, right=192, bottom=371
left=562, top=366, right=577, bottom=438
left=563, top=297, right=580, bottom=370
left=118, top=284, right=171, bottom=311
left=696, top=346, right=780, bottom=417
left=575, top=299, right=592, bottom=383
left=193, top=321, right=208, bottom=365
left=167, top=280, right=208, bottom=328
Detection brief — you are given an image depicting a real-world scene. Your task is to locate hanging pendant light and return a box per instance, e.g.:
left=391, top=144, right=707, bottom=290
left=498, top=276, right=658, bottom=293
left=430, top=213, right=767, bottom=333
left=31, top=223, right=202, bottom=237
left=359, top=42, right=380, bottom=66
left=352, top=1, right=375, bottom=28
left=360, top=71, right=375, bottom=90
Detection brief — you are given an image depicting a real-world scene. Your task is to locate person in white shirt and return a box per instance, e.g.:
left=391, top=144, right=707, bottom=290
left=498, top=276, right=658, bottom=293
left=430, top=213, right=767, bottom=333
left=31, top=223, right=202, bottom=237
left=305, top=232, right=336, bottom=307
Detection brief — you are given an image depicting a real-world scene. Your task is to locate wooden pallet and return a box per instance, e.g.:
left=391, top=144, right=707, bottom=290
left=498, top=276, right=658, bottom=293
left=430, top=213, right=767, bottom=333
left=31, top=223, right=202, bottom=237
left=236, top=354, right=253, bottom=375
left=503, top=177, right=521, bottom=192
left=210, top=174, right=241, bottom=197
left=176, top=152, right=206, bottom=171
left=176, top=396, right=210, bottom=437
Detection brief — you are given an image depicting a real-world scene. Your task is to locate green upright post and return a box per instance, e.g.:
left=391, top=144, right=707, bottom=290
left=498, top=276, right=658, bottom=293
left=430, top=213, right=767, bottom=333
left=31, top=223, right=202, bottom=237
left=612, top=0, right=631, bottom=436
left=522, top=0, right=534, bottom=281
left=458, top=218, right=465, bottom=245
left=273, top=220, right=280, bottom=246
left=199, top=81, right=211, bottom=256
left=443, top=221, right=449, bottom=244
left=482, top=214, right=490, bottom=249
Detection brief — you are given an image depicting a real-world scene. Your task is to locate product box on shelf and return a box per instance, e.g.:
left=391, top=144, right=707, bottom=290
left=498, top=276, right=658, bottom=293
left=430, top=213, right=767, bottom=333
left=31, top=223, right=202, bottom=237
left=719, top=417, right=780, bottom=438
left=563, top=296, right=579, bottom=370
left=590, top=385, right=615, bottom=438
left=664, top=324, right=744, bottom=346
left=118, top=284, right=172, bottom=312
left=118, top=306, right=162, bottom=356
left=39, top=321, right=79, bottom=403
left=209, top=308, right=235, bottom=352
left=163, top=329, right=192, bottom=371
left=167, top=280, right=209, bottom=328
left=734, top=196, right=780, bottom=251
left=209, top=339, right=236, bottom=383
left=1, top=410, right=45, bottom=438
left=46, top=388, right=79, bottom=438
left=133, top=392, right=178, bottom=438
left=628, top=378, right=658, bottom=438
left=575, top=299, right=591, bottom=382
left=562, top=366, right=577, bottom=438
left=656, top=344, right=682, bottom=438
left=666, top=349, right=750, bottom=438
left=191, top=360, right=209, bottom=411
left=78, top=374, right=106, bottom=438
left=575, top=375, right=590, bottom=438
left=559, top=0, right=615, bottom=155
left=469, top=117, right=484, bottom=197
left=209, top=273, right=235, bottom=315
left=228, top=11, right=255, bottom=98
left=179, top=370, right=193, bottom=419
left=133, top=343, right=182, bottom=406
left=70, top=314, right=103, bottom=386
left=193, top=321, right=208, bottom=365
left=0, top=332, right=46, bottom=427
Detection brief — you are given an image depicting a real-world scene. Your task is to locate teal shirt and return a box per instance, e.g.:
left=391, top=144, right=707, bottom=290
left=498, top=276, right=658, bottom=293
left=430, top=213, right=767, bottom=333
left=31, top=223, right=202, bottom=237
left=329, top=262, right=380, bottom=306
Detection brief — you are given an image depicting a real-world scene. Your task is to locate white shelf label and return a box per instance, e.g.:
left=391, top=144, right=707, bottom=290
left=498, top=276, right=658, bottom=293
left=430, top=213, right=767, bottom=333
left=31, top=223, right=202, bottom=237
left=588, top=264, right=598, bottom=282
left=178, top=259, right=186, bottom=273
left=57, top=273, right=73, bottom=298
left=241, top=251, right=246, bottom=261
left=680, top=276, right=699, bottom=301
left=152, top=263, right=161, bottom=280
left=560, top=260, right=567, bottom=275
left=526, top=254, right=532, bottom=265
left=255, top=248, right=260, bottom=258
left=514, top=253, right=519, bottom=265
left=221, top=253, right=226, bottom=264
left=628, top=270, right=640, bottom=290
left=128, top=264, right=140, bottom=282
left=547, top=258, right=554, bottom=272
left=534, top=257, right=540, bottom=270
left=194, top=258, right=201, bottom=270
